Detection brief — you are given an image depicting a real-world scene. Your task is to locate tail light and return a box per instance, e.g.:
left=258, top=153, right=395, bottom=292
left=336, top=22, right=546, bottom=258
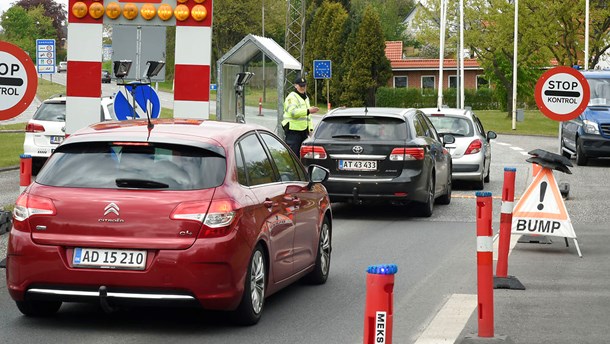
left=301, top=145, right=327, bottom=159
left=13, top=193, right=56, bottom=231
left=170, top=199, right=239, bottom=238
left=389, top=148, right=425, bottom=161
left=465, top=139, right=483, bottom=154
left=25, top=122, right=45, bottom=133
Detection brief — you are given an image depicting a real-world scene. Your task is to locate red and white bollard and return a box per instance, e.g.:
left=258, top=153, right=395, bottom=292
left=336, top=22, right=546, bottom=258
left=19, top=154, right=32, bottom=194
left=327, top=102, right=331, bottom=111
left=494, top=168, right=525, bottom=290
left=258, top=97, right=263, bottom=116
left=363, top=264, right=397, bottom=344
left=476, top=191, right=494, bottom=338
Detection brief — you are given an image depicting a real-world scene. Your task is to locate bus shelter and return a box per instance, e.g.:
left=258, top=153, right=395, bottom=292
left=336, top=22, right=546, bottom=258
left=216, top=34, right=301, bottom=135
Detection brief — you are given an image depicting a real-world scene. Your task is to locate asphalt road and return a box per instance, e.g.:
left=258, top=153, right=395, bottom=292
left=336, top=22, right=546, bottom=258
left=2, top=131, right=609, bottom=343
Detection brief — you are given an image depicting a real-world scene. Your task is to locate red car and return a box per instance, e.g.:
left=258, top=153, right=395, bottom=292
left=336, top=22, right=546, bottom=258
left=7, top=118, right=332, bottom=325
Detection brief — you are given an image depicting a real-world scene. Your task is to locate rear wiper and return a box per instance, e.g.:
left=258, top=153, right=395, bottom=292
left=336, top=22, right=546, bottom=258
left=331, top=134, right=360, bottom=139
left=115, top=178, right=169, bottom=188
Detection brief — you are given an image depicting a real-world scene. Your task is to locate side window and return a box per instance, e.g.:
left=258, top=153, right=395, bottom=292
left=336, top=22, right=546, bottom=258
left=421, top=115, right=439, bottom=141
left=238, top=134, right=276, bottom=186
left=234, top=144, right=248, bottom=186
left=413, top=116, right=425, bottom=137
left=473, top=115, right=485, bottom=135
left=260, top=133, right=306, bottom=182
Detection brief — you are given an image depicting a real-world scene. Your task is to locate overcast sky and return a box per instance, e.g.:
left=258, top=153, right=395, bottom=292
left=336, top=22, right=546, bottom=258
left=0, top=0, right=68, bottom=16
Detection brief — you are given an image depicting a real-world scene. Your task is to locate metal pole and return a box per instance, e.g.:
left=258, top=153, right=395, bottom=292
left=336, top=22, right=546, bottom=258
left=511, top=0, right=518, bottom=130
left=262, top=0, right=267, bottom=102
left=585, top=0, right=589, bottom=70
left=459, top=0, right=465, bottom=109
left=136, top=26, right=142, bottom=80
left=437, top=0, right=447, bottom=109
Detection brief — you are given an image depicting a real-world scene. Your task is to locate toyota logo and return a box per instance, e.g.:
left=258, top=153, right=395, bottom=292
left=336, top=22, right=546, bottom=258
left=352, top=146, right=363, bottom=154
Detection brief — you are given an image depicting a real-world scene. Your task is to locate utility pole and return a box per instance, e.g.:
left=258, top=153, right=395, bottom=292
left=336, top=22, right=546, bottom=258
left=285, top=0, right=306, bottom=90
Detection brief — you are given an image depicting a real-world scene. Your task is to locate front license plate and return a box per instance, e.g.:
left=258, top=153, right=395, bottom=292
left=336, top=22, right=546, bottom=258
left=73, top=248, right=147, bottom=270
left=338, top=160, right=377, bottom=171
left=50, top=136, right=64, bottom=144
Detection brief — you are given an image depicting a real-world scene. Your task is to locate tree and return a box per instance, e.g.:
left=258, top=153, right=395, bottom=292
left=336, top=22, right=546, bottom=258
left=14, top=0, right=66, bottom=41
left=305, top=1, right=349, bottom=105
left=0, top=5, right=56, bottom=57
left=339, top=5, right=392, bottom=106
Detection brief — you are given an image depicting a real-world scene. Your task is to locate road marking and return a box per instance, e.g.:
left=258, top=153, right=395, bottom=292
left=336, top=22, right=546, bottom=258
left=414, top=294, right=477, bottom=344
left=510, top=146, right=524, bottom=151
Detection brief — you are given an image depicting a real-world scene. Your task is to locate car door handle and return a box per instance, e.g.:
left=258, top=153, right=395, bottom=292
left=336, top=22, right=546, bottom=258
left=264, top=199, right=277, bottom=208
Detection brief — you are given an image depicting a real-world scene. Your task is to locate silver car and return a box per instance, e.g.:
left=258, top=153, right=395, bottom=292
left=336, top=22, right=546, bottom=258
left=421, top=108, right=496, bottom=189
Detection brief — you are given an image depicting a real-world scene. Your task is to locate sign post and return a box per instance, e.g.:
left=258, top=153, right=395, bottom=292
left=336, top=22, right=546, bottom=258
left=0, top=41, right=38, bottom=121
left=313, top=60, right=332, bottom=110
left=36, top=39, right=56, bottom=75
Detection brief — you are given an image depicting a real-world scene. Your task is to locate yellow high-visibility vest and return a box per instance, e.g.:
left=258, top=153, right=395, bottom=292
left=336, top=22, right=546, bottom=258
left=282, top=91, right=313, bottom=131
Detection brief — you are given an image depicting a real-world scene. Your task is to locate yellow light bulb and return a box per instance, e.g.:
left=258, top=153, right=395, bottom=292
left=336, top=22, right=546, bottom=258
left=88, top=2, right=104, bottom=19
left=140, top=3, right=156, bottom=20
left=105, top=2, right=121, bottom=19
left=72, top=2, right=88, bottom=19
left=123, top=3, right=138, bottom=20
left=194, top=0, right=206, bottom=3
left=157, top=4, right=173, bottom=21
left=174, top=4, right=190, bottom=21
left=191, top=5, right=207, bottom=21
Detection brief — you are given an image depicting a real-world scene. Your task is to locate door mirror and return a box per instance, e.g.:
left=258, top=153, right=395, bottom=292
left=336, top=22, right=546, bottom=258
left=487, top=131, right=497, bottom=141
left=308, top=164, right=330, bottom=184
left=442, top=134, right=455, bottom=145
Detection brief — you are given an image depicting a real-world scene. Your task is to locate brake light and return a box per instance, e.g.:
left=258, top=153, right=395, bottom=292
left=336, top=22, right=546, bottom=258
left=25, top=123, right=45, bottom=133
left=13, top=194, right=56, bottom=230
left=465, top=139, right=483, bottom=154
left=170, top=199, right=238, bottom=238
left=390, top=148, right=425, bottom=161
left=301, top=145, right=327, bottom=159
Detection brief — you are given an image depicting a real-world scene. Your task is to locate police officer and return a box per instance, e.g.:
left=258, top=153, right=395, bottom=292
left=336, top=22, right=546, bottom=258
left=282, top=75, right=319, bottom=155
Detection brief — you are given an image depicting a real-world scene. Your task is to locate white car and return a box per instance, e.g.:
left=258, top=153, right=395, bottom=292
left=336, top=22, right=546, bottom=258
left=421, top=107, right=497, bottom=190
left=23, top=95, right=116, bottom=174
left=57, top=61, right=67, bottom=73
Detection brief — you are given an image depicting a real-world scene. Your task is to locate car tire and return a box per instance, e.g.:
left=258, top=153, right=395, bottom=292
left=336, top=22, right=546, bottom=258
left=483, top=161, right=490, bottom=183
left=16, top=300, right=61, bottom=317
left=436, top=173, right=451, bottom=205
left=418, top=177, right=435, bottom=217
left=473, top=174, right=484, bottom=190
left=304, top=217, right=331, bottom=285
left=575, top=138, right=588, bottom=166
left=233, top=244, right=266, bottom=326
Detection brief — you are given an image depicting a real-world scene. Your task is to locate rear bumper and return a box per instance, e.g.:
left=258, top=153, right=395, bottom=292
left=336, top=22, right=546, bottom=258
left=322, top=168, right=429, bottom=203
left=6, top=228, right=250, bottom=311
left=23, top=135, right=57, bottom=159
left=451, top=152, right=484, bottom=181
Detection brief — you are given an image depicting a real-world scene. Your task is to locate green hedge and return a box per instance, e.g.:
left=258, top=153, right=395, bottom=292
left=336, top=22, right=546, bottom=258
left=376, top=87, right=500, bottom=110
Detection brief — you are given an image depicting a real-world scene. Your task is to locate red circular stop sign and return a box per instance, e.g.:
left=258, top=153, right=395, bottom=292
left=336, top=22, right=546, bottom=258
left=535, top=66, right=590, bottom=122
left=0, top=41, right=38, bottom=121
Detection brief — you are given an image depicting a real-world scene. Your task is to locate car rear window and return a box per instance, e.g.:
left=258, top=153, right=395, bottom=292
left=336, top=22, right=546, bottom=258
left=315, top=116, right=408, bottom=140
left=427, top=116, right=474, bottom=137
left=36, top=142, right=226, bottom=190
left=33, top=102, right=65, bottom=122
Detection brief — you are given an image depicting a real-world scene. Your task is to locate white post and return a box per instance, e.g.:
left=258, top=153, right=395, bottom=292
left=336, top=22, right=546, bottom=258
left=511, top=0, right=518, bottom=130
left=585, top=0, right=589, bottom=70
left=437, top=0, right=447, bottom=109
left=459, top=0, right=465, bottom=109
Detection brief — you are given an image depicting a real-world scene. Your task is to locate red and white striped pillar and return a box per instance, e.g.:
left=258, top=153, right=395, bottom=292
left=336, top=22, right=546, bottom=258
left=66, top=0, right=103, bottom=134
left=174, top=0, right=213, bottom=119
left=475, top=191, right=494, bottom=338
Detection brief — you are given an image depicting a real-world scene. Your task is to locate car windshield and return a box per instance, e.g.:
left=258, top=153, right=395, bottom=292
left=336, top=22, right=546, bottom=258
left=33, top=102, right=65, bottom=122
left=427, top=116, right=473, bottom=137
left=588, top=78, right=610, bottom=106
left=36, top=142, right=226, bottom=190
left=315, top=116, right=408, bottom=140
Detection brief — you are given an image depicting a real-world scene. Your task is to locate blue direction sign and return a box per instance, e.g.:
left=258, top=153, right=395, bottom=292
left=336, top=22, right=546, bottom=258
left=313, top=60, right=332, bottom=79
left=114, top=83, right=161, bottom=121
left=36, top=39, right=55, bottom=74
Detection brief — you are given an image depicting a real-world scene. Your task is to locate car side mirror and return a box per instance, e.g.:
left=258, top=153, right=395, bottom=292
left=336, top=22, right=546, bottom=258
left=487, top=131, right=497, bottom=141
left=307, top=164, right=330, bottom=189
left=442, top=134, right=455, bottom=145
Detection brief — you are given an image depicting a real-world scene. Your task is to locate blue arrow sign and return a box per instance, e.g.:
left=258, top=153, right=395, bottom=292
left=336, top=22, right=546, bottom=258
left=114, top=84, right=161, bottom=121
left=313, top=60, right=332, bottom=79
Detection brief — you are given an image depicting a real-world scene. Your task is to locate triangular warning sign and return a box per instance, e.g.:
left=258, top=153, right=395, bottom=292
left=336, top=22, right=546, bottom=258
left=512, top=168, right=577, bottom=239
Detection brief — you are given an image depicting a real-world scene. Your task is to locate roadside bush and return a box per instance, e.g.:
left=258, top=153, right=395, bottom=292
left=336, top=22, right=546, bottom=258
left=376, top=87, right=502, bottom=110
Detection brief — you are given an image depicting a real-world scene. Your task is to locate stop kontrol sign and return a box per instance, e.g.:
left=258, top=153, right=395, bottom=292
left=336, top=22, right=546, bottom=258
left=0, top=41, right=38, bottom=121
left=534, top=66, right=590, bottom=122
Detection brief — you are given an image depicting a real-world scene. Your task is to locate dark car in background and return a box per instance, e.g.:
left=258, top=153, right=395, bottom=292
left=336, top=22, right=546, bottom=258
left=300, top=107, right=454, bottom=217
left=101, top=70, right=111, bottom=83
left=561, top=70, right=610, bottom=165
left=8, top=119, right=332, bottom=325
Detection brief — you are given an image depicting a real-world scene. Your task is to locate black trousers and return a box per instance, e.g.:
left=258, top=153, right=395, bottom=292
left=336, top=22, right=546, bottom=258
left=284, top=128, right=308, bottom=156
